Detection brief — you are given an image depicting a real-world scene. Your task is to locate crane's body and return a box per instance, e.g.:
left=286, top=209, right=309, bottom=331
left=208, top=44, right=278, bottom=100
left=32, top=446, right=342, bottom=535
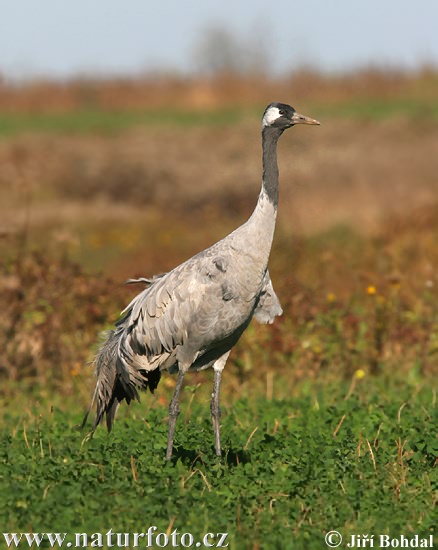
left=82, top=103, right=319, bottom=459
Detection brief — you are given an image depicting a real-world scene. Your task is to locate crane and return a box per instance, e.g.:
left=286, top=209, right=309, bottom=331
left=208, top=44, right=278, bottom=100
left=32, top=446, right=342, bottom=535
left=82, top=102, right=320, bottom=460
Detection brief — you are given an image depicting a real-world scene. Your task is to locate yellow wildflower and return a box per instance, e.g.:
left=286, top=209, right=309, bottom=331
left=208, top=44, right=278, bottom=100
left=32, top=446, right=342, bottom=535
left=367, top=285, right=377, bottom=295
left=326, top=292, right=337, bottom=303
left=355, top=368, right=366, bottom=380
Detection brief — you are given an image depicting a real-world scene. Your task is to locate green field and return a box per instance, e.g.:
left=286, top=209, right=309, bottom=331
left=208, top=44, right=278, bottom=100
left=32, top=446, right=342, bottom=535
left=0, top=108, right=245, bottom=137
left=1, top=377, right=436, bottom=549
left=0, top=97, right=437, bottom=137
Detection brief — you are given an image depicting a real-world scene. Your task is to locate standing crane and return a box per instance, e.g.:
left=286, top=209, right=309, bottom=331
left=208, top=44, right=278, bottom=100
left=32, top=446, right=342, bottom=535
left=82, top=102, right=320, bottom=460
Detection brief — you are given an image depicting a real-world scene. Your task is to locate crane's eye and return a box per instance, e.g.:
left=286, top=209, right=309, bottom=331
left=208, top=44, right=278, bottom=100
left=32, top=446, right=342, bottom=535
left=279, top=110, right=285, bottom=115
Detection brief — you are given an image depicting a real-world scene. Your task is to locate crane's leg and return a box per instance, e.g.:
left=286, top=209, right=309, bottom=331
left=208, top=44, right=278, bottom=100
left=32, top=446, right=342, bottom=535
left=211, top=369, right=223, bottom=456
left=211, top=352, right=230, bottom=457
left=166, top=370, right=185, bottom=460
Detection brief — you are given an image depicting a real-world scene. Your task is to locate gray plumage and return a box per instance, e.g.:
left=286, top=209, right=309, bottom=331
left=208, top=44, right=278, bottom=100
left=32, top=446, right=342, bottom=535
left=82, top=102, right=319, bottom=459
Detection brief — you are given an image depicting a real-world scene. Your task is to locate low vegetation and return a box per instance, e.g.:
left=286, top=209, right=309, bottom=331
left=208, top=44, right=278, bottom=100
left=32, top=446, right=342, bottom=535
left=1, top=382, right=436, bottom=548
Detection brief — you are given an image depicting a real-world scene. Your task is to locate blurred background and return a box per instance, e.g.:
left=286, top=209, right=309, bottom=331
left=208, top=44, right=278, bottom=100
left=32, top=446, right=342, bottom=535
left=1, top=0, right=437, bottom=400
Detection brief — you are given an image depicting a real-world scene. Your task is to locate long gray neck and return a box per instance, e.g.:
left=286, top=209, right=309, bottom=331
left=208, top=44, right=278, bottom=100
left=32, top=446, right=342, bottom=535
left=238, top=125, right=283, bottom=269
left=261, top=125, right=283, bottom=207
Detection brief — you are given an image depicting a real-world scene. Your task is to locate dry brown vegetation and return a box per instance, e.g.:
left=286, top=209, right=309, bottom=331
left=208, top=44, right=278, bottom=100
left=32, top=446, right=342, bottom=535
left=1, top=116, right=437, bottom=237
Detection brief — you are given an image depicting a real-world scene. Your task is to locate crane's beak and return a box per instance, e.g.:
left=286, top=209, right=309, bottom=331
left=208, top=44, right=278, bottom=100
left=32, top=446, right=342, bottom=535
left=291, top=112, right=320, bottom=125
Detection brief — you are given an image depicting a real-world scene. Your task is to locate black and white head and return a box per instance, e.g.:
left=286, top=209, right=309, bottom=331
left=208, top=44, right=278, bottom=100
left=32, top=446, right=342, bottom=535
left=262, top=102, right=320, bottom=130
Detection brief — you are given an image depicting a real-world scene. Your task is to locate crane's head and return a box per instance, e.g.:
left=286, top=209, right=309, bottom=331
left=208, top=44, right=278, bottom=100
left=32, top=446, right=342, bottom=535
left=262, top=102, right=320, bottom=130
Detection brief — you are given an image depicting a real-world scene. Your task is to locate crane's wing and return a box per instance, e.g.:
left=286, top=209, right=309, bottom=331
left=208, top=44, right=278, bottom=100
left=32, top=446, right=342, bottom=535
left=115, top=253, right=247, bottom=386
left=254, top=270, right=283, bottom=324
left=118, top=269, right=195, bottom=373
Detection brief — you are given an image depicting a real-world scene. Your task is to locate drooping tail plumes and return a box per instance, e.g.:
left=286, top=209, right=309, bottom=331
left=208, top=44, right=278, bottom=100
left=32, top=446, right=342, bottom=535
left=81, top=329, right=123, bottom=433
left=81, top=327, right=161, bottom=434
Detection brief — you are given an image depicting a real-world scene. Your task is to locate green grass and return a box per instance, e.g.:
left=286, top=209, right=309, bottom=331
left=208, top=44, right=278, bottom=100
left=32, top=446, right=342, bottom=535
left=1, top=96, right=437, bottom=137
left=0, top=108, right=243, bottom=137
left=0, top=377, right=436, bottom=549
left=312, top=97, right=438, bottom=121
